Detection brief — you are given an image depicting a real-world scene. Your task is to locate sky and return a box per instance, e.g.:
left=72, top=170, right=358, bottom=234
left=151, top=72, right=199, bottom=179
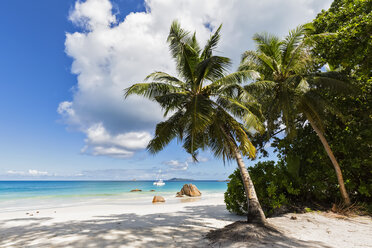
left=0, top=0, right=332, bottom=180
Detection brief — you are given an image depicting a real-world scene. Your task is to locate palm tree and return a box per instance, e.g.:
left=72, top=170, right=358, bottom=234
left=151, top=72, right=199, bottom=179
left=239, top=24, right=351, bottom=205
left=125, top=21, right=267, bottom=224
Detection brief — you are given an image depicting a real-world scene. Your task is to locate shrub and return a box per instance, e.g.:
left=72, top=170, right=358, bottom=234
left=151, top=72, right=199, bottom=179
left=225, top=161, right=300, bottom=216
left=224, top=169, right=247, bottom=215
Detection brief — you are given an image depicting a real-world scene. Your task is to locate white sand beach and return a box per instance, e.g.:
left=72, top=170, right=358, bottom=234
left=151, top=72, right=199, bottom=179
left=0, top=194, right=371, bottom=248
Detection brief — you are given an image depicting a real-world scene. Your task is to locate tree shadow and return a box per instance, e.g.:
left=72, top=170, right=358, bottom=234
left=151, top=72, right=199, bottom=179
left=0, top=205, right=331, bottom=247
left=207, top=220, right=332, bottom=248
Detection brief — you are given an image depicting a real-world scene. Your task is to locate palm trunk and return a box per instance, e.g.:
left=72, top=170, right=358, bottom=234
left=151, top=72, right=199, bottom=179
left=307, top=116, right=351, bottom=206
left=234, top=147, right=267, bottom=224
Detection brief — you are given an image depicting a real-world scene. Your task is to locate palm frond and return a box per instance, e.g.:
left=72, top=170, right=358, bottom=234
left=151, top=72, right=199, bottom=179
left=308, top=72, right=351, bottom=94
left=216, top=95, right=264, bottom=133
left=282, top=24, right=309, bottom=68
left=147, top=110, right=185, bottom=154
left=124, top=82, right=183, bottom=100
left=167, top=20, right=190, bottom=60
left=295, top=78, right=310, bottom=93
left=299, top=97, right=326, bottom=134
left=209, top=70, right=259, bottom=89
left=253, top=32, right=282, bottom=67
left=189, top=32, right=201, bottom=55
left=207, top=108, right=256, bottom=161
left=201, top=24, right=222, bottom=59
left=167, top=20, right=199, bottom=83
left=154, top=92, right=190, bottom=116
left=244, top=80, right=276, bottom=93
left=145, top=71, right=186, bottom=87
left=185, top=95, right=215, bottom=154
left=195, top=55, right=231, bottom=88
left=240, top=50, right=276, bottom=74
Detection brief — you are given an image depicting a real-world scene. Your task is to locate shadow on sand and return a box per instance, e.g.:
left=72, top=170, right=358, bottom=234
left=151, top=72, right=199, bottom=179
left=0, top=204, right=331, bottom=247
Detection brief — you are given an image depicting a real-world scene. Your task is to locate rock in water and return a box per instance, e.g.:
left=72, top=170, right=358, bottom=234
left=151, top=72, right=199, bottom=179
left=176, top=192, right=183, bottom=197
left=130, top=189, right=142, bottom=192
left=179, top=184, right=201, bottom=197
left=152, top=196, right=165, bottom=203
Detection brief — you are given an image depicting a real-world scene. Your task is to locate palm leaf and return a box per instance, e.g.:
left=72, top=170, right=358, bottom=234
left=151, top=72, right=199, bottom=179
left=201, top=24, right=222, bottom=59
left=147, top=110, right=185, bottom=154
left=124, top=82, right=182, bottom=100
left=145, top=71, right=186, bottom=87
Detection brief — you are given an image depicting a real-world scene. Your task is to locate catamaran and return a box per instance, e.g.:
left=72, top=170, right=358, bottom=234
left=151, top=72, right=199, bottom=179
left=153, top=170, right=165, bottom=186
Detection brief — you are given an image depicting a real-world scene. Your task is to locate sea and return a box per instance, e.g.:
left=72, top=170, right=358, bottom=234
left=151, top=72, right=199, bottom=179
left=0, top=181, right=228, bottom=212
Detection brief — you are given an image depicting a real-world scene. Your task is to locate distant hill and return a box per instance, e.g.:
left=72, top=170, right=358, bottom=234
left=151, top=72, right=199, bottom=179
left=167, top=178, right=194, bottom=181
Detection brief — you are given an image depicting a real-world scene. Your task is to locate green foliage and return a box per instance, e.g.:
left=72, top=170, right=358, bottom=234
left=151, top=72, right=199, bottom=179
left=225, top=0, right=372, bottom=215
left=239, top=21, right=354, bottom=205
left=249, top=161, right=299, bottom=214
left=312, top=0, right=372, bottom=79
left=239, top=23, right=350, bottom=140
left=225, top=131, right=372, bottom=215
left=273, top=117, right=372, bottom=205
left=225, top=161, right=300, bottom=216
left=224, top=169, right=247, bottom=216
left=304, top=207, right=313, bottom=213
left=310, top=0, right=372, bottom=204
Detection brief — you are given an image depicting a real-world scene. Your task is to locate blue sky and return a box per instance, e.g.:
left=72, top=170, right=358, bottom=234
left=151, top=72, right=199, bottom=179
left=0, top=0, right=331, bottom=180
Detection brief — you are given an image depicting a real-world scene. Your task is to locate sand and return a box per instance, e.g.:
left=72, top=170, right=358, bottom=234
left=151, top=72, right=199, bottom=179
left=0, top=194, right=371, bottom=247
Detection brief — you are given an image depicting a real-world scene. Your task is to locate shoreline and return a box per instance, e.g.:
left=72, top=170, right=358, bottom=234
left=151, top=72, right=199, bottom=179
left=0, top=191, right=224, bottom=213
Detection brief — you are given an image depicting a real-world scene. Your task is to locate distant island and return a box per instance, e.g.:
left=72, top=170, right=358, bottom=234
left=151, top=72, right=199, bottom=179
left=167, top=178, right=194, bottom=181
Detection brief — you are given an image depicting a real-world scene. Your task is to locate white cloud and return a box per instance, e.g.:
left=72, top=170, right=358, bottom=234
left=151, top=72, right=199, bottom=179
left=163, top=160, right=189, bottom=170
left=60, top=0, right=332, bottom=158
left=69, top=0, right=117, bottom=30
left=6, top=169, right=48, bottom=176
left=82, top=123, right=151, bottom=158
left=28, top=169, right=48, bottom=176
left=6, top=170, right=24, bottom=175
left=163, top=155, right=208, bottom=170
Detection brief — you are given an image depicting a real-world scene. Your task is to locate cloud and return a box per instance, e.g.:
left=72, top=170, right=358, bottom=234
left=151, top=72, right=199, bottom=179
left=163, top=160, right=189, bottom=170
left=81, top=123, right=151, bottom=157
left=198, top=156, right=209, bottom=162
left=60, top=0, right=332, bottom=158
left=69, top=0, right=117, bottom=30
left=164, top=155, right=208, bottom=170
left=6, top=169, right=48, bottom=176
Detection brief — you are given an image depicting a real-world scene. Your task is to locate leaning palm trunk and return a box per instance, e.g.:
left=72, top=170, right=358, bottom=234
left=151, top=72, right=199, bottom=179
left=234, top=146, right=267, bottom=224
left=306, top=115, right=351, bottom=206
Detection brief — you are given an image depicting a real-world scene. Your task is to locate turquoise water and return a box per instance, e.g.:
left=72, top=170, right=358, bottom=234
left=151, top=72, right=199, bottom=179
left=0, top=181, right=227, bottom=212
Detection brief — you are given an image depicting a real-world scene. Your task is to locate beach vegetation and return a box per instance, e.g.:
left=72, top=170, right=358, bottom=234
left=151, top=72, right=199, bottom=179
left=238, top=23, right=352, bottom=205
left=225, top=161, right=296, bottom=217
left=310, top=0, right=372, bottom=207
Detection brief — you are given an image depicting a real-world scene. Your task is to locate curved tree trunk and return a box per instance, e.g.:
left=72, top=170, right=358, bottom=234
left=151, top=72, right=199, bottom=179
left=307, top=116, right=351, bottom=206
left=234, top=147, right=267, bottom=224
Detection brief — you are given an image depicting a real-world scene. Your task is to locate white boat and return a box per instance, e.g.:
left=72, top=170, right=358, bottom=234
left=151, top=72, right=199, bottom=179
left=153, top=179, right=165, bottom=186
left=153, top=170, right=165, bottom=186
